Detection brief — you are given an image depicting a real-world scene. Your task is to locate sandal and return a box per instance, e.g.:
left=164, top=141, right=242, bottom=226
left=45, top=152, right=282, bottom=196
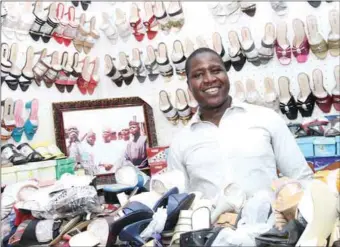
left=275, top=21, right=292, bottom=65
left=156, top=42, right=174, bottom=81
left=129, top=3, right=145, bottom=42
left=40, top=3, right=59, bottom=43
left=100, top=12, right=118, bottom=45
left=73, top=13, right=87, bottom=53
left=241, top=27, right=261, bottom=66
left=324, top=117, right=340, bottom=137
left=185, top=38, right=195, bottom=58
left=1, top=43, right=12, bottom=84
left=175, top=88, right=192, bottom=125
left=18, top=46, right=35, bottom=92
left=171, top=40, right=187, bottom=79
left=144, top=45, right=160, bottom=82
left=55, top=52, right=71, bottom=93
left=67, top=52, right=82, bottom=93
left=1, top=3, right=18, bottom=40
left=159, top=90, right=179, bottom=125
left=53, top=3, right=67, bottom=44
left=87, top=57, right=100, bottom=95
left=29, top=0, right=46, bottom=41
left=307, top=0, right=321, bottom=8
left=196, top=35, right=209, bottom=48
left=144, top=2, right=158, bottom=40
left=264, top=77, right=280, bottom=112
left=115, top=8, right=132, bottom=41
left=271, top=1, right=288, bottom=16
left=228, top=31, right=246, bottom=71
left=278, top=76, right=298, bottom=120
left=24, top=99, right=39, bottom=141
left=5, top=43, right=22, bottom=91
left=17, top=143, right=44, bottom=162
left=306, top=15, right=328, bottom=59
left=259, top=23, right=276, bottom=65
left=118, top=52, right=135, bottom=86
left=212, top=32, right=231, bottom=71
left=77, top=56, right=91, bottom=94
left=63, top=6, right=79, bottom=47
left=130, top=48, right=147, bottom=83
left=15, top=2, right=35, bottom=41
left=1, top=98, right=15, bottom=141
left=328, top=9, right=340, bottom=57
left=296, top=72, right=316, bottom=117
left=208, top=3, right=227, bottom=24
left=83, top=16, right=100, bottom=54
left=240, top=2, right=256, bottom=17
left=11, top=99, right=25, bottom=142
left=42, top=51, right=62, bottom=88
left=245, top=79, right=263, bottom=106
left=154, top=1, right=171, bottom=34
left=187, top=88, right=198, bottom=114
left=234, top=80, right=246, bottom=102
left=104, top=54, right=124, bottom=87
left=312, top=69, right=332, bottom=113
left=32, top=48, right=49, bottom=86
left=167, top=1, right=185, bottom=32
left=80, top=1, right=91, bottom=11
left=1, top=144, right=27, bottom=165
left=292, top=18, right=310, bottom=63
left=332, top=65, right=340, bottom=111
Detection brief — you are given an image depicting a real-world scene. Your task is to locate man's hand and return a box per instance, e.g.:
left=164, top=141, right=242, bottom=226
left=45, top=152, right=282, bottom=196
left=104, top=164, right=113, bottom=171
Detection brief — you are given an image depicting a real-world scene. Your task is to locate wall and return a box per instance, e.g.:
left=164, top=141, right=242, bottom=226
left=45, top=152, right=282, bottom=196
left=2, top=1, right=339, bottom=148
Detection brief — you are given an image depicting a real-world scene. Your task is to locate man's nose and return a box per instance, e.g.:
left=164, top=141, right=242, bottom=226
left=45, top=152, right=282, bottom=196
left=202, top=71, right=216, bottom=84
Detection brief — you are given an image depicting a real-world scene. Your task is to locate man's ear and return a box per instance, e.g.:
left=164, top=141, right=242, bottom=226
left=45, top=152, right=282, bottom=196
left=187, top=80, right=192, bottom=91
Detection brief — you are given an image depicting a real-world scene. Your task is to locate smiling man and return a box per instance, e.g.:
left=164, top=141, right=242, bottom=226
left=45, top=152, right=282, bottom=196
left=167, top=48, right=313, bottom=199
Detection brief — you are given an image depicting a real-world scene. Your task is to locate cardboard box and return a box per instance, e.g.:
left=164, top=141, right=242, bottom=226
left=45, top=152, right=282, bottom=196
left=147, top=146, right=169, bottom=176
left=314, top=137, right=336, bottom=157
left=296, top=137, right=315, bottom=158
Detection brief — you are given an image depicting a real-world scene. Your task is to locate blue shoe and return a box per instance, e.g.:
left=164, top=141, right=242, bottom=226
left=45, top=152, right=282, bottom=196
left=23, top=99, right=39, bottom=141
left=118, top=218, right=153, bottom=246
left=153, top=187, right=179, bottom=211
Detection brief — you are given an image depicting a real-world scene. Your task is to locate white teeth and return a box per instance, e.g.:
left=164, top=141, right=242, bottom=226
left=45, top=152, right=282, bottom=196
left=205, top=87, right=219, bottom=94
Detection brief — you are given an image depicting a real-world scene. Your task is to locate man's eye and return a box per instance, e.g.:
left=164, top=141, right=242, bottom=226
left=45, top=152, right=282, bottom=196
left=211, top=69, right=221, bottom=74
left=193, top=73, right=202, bottom=79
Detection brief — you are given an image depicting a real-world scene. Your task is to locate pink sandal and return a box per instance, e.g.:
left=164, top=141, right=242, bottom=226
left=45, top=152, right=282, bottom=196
left=63, top=6, right=78, bottom=46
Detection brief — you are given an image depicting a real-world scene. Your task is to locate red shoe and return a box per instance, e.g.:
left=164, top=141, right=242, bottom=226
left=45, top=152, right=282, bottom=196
left=129, top=3, right=145, bottom=42
left=144, top=2, right=158, bottom=40
left=87, top=57, right=99, bottom=95
left=53, top=3, right=67, bottom=44
left=77, top=57, right=90, bottom=95
left=315, top=94, right=333, bottom=113
left=332, top=94, right=340, bottom=111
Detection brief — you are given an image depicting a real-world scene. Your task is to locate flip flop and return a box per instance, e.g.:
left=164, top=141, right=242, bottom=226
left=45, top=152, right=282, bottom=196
left=18, top=46, right=35, bottom=92
left=292, top=18, right=310, bottom=63
left=275, top=21, right=292, bottom=65
left=241, top=27, right=261, bottom=66
left=1, top=43, right=12, bottom=84
left=144, top=45, right=160, bottom=82
left=306, top=15, right=328, bottom=59
left=278, top=76, right=298, bottom=120
left=24, top=99, right=39, bottom=141
left=159, top=90, right=179, bottom=125
left=171, top=40, right=187, bottom=79
left=234, top=80, right=246, bottom=102
left=212, top=32, right=231, bottom=71
left=328, top=9, right=340, bottom=57
left=264, top=77, right=280, bottom=112
left=332, top=65, right=340, bottom=111
left=130, top=48, right=147, bottom=83
left=1, top=98, right=15, bottom=141
left=104, top=54, right=124, bottom=87
left=175, top=88, right=192, bottom=125
left=312, top=69, right=332, bottom=113
left=296, top=72, right=316, bottom=117
left=156, top=42, right=174, bottom=81
left=259, top=23, right=276, bottom=65
left=11, top=100, right=25, bottom=142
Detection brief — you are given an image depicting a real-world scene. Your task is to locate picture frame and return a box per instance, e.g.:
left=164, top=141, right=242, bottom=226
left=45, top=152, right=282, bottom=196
left=52, top=97, right=158, bottom=175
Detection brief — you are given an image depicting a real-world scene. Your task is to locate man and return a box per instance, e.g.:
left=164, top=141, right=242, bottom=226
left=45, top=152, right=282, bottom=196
left=125, top=121, right=148, bottom=168
left=80, top=130, right=98, bottom=175
left=167, top=48, right=313, bottom=200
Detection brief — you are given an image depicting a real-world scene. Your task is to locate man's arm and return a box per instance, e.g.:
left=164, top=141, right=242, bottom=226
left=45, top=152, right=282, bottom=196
left=270, top=112, right=313, bottom=180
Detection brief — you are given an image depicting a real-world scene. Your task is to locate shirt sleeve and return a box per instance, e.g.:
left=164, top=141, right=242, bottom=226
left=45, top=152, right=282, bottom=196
left=166, top=136, right=190, bottom=192
left=269, top=111, right=313, bottom=181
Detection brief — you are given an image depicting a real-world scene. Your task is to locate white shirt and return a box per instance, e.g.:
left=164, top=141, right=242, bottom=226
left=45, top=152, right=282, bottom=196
left=167, top=100, right=313, bottom=199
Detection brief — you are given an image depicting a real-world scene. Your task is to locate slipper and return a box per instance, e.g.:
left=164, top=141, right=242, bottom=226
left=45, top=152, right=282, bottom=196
left=275, top=21, right=292, bottom=65
left=144, top=45, right=160, bottom=82
left=271, top=1, right=288, bottom=16
left=55, top=52, right=71, bottom=93
left=30, top=143, right=55, bottom=160
left=65, top=52, right=80, bottom=93
left=32, top=48, right=49, bottom=86
left=187, top=88, right=198, bottom=114
left=259, top=23, right=276, bottom=65
left=115, top=8, right=131, bottom=41
left=234, top=80, right=246, bottom=102
left=159, top=90, right=179, bottom=125
left=52, top=3, right=67, bottom=44
left=307, top=1, right=321, bottom=8
left=312, top=69, right=332, bottom=113
left=292, top=18, right=310, bottom=63
left=104, top=54, right=124, bottom=87
left=156, top=42, right=174, bottom=81
left=24, top=99, right=39, bottom=141
left=328, top=9, right=340, bottom=57
left=40, top=3, right=59, bottom=43
left=171, top=40, right=187, bottom=79
left=130, top=48, right=147, bottom=83
left=240, top=2, right=256, bottom=17
left=184, top=38, right=195, bottom=58
left=118, top=52, right=135, bottom=86
left=296, top=72, right=316, bottom=117
left=83, top=16, right=100, bottom=54
left=167, top=1, right=185, bottom=32
left=100, top=12, right=118, bottom=45
left=73, top=13, right=87, bottom=53
left=1, top=98, right=15, bottom=141
left=245, top=79, right=263, bottom=106
left=212, top=32, right=231, bottom=71
left=77, top=56, right=91, bottom=94
left=5, top=43, right=22, bottom=91
left=17, top=143, right=44, bottom=162
left=264, top=77, right=280, bottom=112
left=18, top=46, right=35, bottom=92
left=196, top=35, right=209, bottom=48
left=11, top=100, right=25, bottom=142
left=62, top=6, right=79, bottom=47
left=87, top=57, right=100, bottom=95
left=332, top=65, right=340, bottom=111
left=129, top=3, right=145, bottom=42
left=42, top=51, right=61, bottom=88
left=241, top=27, right=261, bottom=66
left=228, top=31, right=246, bottom=71
left=306, top=15, right=328, bottom=59
left=1, top=43, right=12, bottom=84
left=154, top=1, right=171, bottom=34
left=278, top=76, right=298, bottom=120
left=208, top=3, right=227, bottom=24
left=175, top=88, right=192, bottom=125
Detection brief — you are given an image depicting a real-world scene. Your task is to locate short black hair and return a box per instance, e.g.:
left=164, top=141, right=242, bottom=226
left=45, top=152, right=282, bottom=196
left=185, top=47, right=224, bottom=78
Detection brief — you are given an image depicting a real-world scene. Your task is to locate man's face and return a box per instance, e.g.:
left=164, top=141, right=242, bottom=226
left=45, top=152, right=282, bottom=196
left=87, top=135, right=96, bottom=146
left=187, top=52, right=230, bottom=109
left=102, top=132, right=111, bottom=143
left=129, top=125, right=140, bottom=135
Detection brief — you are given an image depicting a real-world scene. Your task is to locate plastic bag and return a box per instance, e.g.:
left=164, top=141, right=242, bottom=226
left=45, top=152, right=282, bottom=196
left=140, top=208, right=167, bottom=240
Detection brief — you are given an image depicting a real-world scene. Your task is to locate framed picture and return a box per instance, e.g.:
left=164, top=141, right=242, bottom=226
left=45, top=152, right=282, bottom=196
left=52, top=97, right=158, bottom=175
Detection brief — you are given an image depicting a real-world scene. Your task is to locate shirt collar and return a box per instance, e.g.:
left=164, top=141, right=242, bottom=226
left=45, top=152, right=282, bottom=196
left=189, top=97, right=247, bottom=128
